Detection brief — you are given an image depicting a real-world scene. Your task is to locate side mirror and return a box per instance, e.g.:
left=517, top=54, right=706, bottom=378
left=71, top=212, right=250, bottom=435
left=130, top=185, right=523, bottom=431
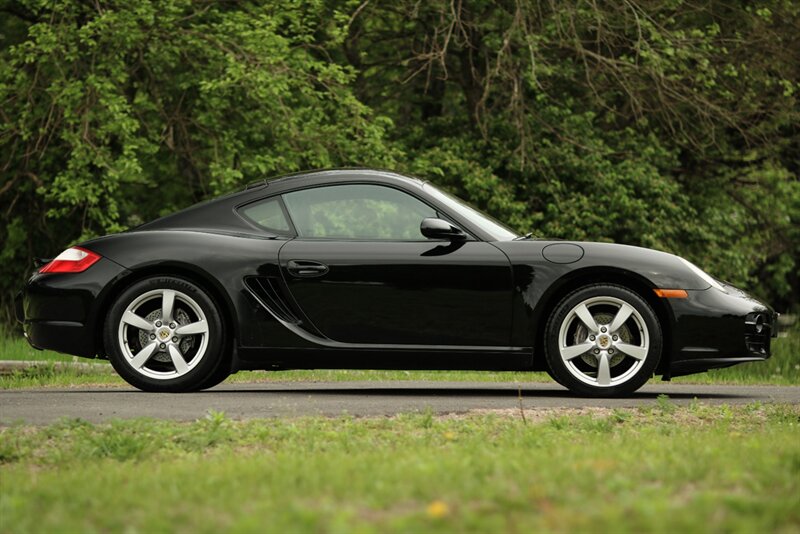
left=420, top=218, right=467, bottom=241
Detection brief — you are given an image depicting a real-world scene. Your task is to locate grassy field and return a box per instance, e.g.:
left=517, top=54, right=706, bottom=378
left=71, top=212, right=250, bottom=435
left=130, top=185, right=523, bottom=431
left=1, top=402, right=798, bottom=532
left=2, top=330, right=798, bottom=533
left=1, top=326, right=798, bottom=389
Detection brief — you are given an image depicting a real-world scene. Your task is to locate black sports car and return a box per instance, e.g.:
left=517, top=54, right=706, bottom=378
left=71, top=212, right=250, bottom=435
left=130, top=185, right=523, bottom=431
left=16, top=169, right=778, bottom=396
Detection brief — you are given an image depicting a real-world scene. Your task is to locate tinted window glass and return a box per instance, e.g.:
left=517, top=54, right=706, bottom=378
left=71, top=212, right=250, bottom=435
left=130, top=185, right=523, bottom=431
left=240, top=197, right=291, bottom=233
left=423, top=183, right=519, bottom=241
left=282, top=184, right=436, bottom=240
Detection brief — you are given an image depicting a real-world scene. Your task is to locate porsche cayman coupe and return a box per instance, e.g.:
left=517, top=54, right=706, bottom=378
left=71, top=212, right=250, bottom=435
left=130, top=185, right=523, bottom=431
left=16, top=169, right=778, bottom=396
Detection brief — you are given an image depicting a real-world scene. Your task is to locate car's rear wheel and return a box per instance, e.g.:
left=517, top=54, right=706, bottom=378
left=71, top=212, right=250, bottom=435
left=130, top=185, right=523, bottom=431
left=544, top=284, right=662, bottom=397
left=104, top=276, right=229, bottom=392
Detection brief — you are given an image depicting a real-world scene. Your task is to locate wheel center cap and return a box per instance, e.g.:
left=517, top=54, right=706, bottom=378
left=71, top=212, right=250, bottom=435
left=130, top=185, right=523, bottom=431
left=158, top=328, right=171, bottom=340
left=597, top=335, right=611, bottom=349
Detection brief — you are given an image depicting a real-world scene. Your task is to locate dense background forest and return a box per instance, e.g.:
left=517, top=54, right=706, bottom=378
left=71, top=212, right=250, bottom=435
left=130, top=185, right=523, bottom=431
left=1, top=0, right=798, bottom=324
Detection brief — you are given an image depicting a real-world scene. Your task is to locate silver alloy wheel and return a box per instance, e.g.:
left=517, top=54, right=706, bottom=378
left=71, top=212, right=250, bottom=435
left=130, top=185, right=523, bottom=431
left=117, top=289, right=209, bottom=380
left=557, top=296, right=650, bottom=388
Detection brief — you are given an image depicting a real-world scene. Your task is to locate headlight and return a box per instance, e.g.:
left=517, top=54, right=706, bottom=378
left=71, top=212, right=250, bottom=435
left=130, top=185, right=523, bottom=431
left=678, top=257, right=727, bottom=292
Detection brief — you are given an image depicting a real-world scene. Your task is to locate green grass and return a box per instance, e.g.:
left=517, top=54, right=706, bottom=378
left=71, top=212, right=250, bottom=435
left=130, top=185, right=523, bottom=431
left=1, top=327, right=797, bottom=389
left=1, top=403, right=798, bottom=532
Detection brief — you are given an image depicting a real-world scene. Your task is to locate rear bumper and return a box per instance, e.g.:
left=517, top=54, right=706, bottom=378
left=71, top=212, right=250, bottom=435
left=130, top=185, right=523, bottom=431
left=19, top=258, right=130, bottom=358
left=667, top=284, right=777, bottom=378
left=14, top=291, right=24, bottom=324
left=15, top=290, right=42, bottom=351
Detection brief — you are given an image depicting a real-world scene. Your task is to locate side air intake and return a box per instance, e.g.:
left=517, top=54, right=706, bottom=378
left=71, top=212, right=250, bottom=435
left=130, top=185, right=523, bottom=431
left=244, top=276, right=302, bottom=324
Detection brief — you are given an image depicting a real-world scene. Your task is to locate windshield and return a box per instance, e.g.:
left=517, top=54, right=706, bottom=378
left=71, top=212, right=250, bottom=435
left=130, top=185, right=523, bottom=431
left=423, top=183, right=520, bottom=241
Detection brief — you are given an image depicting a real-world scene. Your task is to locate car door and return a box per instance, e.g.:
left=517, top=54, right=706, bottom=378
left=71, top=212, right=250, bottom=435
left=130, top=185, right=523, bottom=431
left=274, top=183, right=513, bottom=347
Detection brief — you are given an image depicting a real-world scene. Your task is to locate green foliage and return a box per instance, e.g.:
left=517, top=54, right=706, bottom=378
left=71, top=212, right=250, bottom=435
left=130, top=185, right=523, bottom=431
left=655, top=394, right=677, bottom=414
left=0, top=0, right=396, bottom=320
left=1, top=0, right=798, bottom=322
left=357, top=0, right=799, bottom=308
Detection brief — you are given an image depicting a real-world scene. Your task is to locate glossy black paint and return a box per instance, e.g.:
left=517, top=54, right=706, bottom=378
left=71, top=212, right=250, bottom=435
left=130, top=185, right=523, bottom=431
left=22, top=258, right=131, bottom=357
left=419, top=217, right=467, bottom=240
left=279, top=239, right=512, bottom=346
left=19, top=169, right=777, bottom=377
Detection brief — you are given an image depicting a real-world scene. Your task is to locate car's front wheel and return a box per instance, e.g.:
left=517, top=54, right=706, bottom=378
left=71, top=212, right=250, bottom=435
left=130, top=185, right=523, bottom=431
left=544, top=284, right=662, bottom=397
left=104, top=276, right=229, bottom=392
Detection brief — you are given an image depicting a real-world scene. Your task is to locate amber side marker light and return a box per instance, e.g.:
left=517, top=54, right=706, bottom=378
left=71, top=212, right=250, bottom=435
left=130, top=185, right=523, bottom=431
left=654, top=289, right=689, bottom=299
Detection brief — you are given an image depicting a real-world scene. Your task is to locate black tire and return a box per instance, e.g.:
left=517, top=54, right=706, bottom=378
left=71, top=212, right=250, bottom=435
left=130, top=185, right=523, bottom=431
left=544, top=284, right=662, bottom=397
left=194, top=355, right=234, bottom=391
left=104, top=276, right=229, bottom=392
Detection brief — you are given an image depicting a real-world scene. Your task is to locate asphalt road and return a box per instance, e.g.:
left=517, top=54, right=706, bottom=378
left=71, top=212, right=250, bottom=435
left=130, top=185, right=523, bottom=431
left=2, top=382, right=799, bottom=424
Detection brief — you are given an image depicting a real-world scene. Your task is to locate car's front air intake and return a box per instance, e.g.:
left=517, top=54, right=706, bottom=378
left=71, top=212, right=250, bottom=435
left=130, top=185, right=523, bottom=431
left=744, top=312, right=771, bottom=356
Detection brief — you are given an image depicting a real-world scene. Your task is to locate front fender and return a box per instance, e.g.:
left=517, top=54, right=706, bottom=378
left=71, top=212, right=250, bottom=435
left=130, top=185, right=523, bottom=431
left=493, top=240, right=709, bottom=349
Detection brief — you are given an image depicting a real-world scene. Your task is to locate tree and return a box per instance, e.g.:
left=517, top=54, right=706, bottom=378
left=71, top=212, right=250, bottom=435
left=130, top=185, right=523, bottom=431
left=333, top=0, right=800, bottom=308
left=1, top=0, right=798, bottom=325
left=0, top=0, right=395, bottom=322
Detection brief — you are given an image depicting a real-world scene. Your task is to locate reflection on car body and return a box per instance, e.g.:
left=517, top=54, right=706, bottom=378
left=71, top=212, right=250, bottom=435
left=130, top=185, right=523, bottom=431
left=18, top=169, right=777, bottom=396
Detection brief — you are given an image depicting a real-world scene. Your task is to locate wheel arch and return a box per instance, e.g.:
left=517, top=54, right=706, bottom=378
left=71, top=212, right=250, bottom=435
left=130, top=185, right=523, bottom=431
left=532, top=267, right=674, bottom=375
left=94, top=262, right=238, bottom=361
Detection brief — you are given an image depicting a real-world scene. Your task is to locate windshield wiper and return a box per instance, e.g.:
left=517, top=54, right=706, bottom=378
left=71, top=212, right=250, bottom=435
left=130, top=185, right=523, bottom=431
left=513, top=232, right=533, bottom=241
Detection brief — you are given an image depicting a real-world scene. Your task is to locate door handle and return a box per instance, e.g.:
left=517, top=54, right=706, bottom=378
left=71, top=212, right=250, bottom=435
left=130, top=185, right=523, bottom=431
left=286, top=260, right=329, bottom=278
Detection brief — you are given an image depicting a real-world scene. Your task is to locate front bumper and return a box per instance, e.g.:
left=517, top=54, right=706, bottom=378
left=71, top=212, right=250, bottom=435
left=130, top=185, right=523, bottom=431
left=19, top=258, right=130, bottom=358
left=667, top=284, right=778, bottom=378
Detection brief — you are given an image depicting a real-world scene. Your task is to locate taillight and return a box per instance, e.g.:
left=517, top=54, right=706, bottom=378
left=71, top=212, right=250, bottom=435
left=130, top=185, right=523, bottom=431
left=39, top=247, right=101, bottom=274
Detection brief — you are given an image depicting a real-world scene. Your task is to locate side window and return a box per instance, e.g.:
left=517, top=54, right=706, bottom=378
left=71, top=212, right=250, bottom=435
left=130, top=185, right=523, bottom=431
left=282, top=184, right=437, bottom=240
left=239, top=197, right=292, bottom=234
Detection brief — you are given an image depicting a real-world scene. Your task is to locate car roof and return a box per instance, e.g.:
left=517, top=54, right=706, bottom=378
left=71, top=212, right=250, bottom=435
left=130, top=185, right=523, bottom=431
left=135, top=168, right=428, bottom=233
left=248, top=168, right=425, bottom=192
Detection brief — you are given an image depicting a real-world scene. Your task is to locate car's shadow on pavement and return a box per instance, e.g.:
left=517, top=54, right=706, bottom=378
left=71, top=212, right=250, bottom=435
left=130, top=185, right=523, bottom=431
left=45, top=384, right=758, bottom=400
left=206, top=387, right=749, bottom=400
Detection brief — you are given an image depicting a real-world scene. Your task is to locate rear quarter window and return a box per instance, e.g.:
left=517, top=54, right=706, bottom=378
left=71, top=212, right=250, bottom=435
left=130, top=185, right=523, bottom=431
left=239, top=197, right=292, bottom=234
